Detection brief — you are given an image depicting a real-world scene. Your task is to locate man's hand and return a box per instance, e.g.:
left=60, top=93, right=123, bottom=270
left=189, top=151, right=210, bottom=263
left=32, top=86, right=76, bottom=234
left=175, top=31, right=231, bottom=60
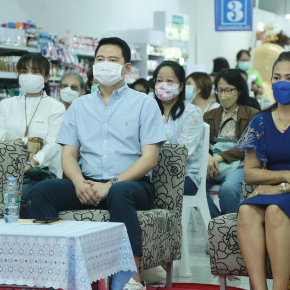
left=74, top=180, right=99, bottom=206
left=24, top=164, right=32, bottom=174
left=83, top=180, right=111, bottom=205
left=247, top=185, right=283, bottom=199
left=207, top=154, right=224, bottom=180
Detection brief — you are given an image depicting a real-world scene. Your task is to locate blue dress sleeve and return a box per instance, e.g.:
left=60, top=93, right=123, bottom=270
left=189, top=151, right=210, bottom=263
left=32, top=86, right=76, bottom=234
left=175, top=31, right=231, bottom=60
left=235, top=113, right=267, bottom=162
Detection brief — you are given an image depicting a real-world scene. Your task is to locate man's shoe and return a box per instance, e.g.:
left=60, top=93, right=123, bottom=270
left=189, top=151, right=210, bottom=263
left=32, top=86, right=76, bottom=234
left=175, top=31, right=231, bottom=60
left=123, top=278, right=146, bottom=290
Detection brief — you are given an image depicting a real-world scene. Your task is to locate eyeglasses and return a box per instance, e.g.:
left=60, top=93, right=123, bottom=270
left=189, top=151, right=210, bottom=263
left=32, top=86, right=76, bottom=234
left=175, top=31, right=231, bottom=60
left=60, top=84, right=80, bottom=91
left=153, top=78, right=177, bottom=84
left=216, top=88, right=237, bottom=95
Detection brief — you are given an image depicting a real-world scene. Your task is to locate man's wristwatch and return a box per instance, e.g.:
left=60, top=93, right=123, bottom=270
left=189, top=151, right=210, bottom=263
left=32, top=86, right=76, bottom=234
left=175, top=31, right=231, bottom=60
left=281, top=183, right=287, bottom=194
left=26, top=160, right=35, bottom=168
left=109, top=177, right=119, bottom=186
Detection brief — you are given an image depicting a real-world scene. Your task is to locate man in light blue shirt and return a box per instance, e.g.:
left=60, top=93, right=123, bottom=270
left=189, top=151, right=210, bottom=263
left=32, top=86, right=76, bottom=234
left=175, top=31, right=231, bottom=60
left=29, top=37, right=167, bottom=289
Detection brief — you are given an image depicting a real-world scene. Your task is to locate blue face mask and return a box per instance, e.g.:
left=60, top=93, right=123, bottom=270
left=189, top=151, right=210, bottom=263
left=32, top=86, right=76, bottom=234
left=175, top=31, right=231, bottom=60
left=272, top=81, right=290, bottom=105
left=148, top=92, right=155, bottom=98
left=185, top=85, right=199, bottom=102
left=91, top=84, right=99, bottom=93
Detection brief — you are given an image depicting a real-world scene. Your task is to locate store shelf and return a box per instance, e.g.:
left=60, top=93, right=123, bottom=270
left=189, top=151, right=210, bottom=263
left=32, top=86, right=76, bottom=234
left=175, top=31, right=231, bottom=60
left=0, top=44, right=40, bottom=53
left=49, top=77, right=61, bottom=82
left=74, top=49, right=95, bottom=58
left=148, top=53, right=164, bottom=57
left=131, top=58, right=142, bottom=61
left=0, top=71, right=17, bottom=79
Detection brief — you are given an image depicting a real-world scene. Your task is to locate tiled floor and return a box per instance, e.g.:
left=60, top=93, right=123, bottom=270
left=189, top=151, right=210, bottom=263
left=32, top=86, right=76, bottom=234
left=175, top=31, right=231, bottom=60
left=152, top=213, right=273, bottom=290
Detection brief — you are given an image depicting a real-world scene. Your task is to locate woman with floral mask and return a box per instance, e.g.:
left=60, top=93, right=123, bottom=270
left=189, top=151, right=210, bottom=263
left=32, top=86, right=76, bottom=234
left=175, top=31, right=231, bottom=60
left=154, top=60, right=204, bottom=196
left=185, top=72, right=220, bottom=114
left=0, top=53, right=65, bottom=218
left=236, top=51, right=290, bottom=290
left=236, top=49, right=264, bottom=96
left=60, top=72, right=85, bottom=110
left=204, top=69, right=258, bottom=219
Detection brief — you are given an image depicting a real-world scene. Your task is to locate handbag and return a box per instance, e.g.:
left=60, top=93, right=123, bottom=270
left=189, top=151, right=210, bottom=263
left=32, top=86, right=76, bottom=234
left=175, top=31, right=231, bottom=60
left=5, top=137, right=43, bottom=161
left=211, top=117, right=242, bottom=181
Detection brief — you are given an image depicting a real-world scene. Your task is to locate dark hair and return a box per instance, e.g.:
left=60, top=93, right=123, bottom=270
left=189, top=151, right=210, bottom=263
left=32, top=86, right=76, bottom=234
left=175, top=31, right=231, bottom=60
left=237, top=50, right=250, bottom=61
left=95, top=37, right=131, bottom=63
left=17, top=53, right=50, bottom=95
left=153, top=60, right=185, bottom=121
left=237, top=68, right=248, bottom=79
left=147, top=78, right=155, bottom=90
left=131, top=78, right=150, bottom=94
left=186, top=72, right=212, bottom=100
left=213, top=57, right=230, bottom=73
left=86, top=67, right=93, bottom=89
left=210, top=72, right=219, bottom=77
left=214, top=69, right=249, bottom=106
left=261, top=51, right=290, bottom=112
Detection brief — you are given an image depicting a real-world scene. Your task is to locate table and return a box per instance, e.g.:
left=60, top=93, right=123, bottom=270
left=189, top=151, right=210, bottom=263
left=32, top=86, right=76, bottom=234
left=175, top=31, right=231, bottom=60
left=0, top=220, right=137, bottom=290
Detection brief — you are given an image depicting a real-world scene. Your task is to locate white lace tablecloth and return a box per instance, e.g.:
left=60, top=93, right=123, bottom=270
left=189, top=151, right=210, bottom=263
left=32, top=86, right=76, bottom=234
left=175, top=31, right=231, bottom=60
left=0, top=220, right=137, bottom=290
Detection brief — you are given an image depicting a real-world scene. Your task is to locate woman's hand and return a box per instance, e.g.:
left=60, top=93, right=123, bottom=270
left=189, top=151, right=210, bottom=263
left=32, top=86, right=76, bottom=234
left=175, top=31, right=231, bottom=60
left=207, top=154, right=223, bottom=180
left=24, top=164, right=32, bottom=174
left=247, top=185, right=283, bottom=199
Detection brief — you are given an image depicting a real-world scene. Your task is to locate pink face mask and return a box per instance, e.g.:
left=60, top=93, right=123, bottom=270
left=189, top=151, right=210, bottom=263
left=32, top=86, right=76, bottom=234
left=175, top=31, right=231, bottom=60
left=155, top=82, right=180, bottom=101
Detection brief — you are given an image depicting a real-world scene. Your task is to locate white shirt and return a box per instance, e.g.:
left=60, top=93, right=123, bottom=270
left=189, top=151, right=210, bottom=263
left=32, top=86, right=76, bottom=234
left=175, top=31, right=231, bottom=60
left=0, top=93, right=65, bottom=178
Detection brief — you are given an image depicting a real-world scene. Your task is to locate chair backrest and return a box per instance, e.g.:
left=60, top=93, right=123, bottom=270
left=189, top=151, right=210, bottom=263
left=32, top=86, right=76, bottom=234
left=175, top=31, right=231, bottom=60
left=0, top=141, right=28, bottom=218
left=199, top=123, right=210, bottom=188
left=152, top=143, right=188, bottom=216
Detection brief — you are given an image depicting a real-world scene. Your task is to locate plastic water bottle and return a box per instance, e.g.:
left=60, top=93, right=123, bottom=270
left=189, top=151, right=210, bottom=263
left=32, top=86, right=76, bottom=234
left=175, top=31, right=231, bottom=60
left=4, top=177, right=19, bottom=223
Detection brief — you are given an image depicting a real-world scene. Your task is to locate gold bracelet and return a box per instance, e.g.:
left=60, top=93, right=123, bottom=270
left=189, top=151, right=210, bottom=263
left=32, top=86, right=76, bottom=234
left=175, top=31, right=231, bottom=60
left=277, top=171, right=281, bottom=184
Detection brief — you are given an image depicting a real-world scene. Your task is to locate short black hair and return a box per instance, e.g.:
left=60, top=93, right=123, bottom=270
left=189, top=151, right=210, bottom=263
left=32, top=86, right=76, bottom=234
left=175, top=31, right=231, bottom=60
left=153, top=60, right=185, bottom=121
left=131, top=78, right=150, bottom=94
left=214, top=69, right=249, bottom=106
left=213, top=57, right=230, bottom=73
left=95, top=37, right=131, bottom=63
left=237, top=50, right=250, bottom=61
left=17, top=53, right=51, bottom=95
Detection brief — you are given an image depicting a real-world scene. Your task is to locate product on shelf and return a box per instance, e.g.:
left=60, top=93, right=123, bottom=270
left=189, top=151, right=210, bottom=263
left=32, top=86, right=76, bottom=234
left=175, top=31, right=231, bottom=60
left=0, top=56, right=20, bottom=72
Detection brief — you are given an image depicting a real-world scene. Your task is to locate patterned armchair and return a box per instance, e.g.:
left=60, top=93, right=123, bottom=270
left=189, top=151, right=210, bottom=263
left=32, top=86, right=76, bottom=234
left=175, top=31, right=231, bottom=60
left=208, top=169, right=273, bottom=289
left=0, top=141, right=28, bottom=218
left=59, top=143, right=188, bottom=286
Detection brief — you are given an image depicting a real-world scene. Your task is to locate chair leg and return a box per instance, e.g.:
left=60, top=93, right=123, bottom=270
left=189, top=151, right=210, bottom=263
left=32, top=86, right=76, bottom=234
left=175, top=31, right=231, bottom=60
left=249, top=279, right=254, bottom=290
left=220, top=275, right=227, bottom=290
left=190, top=207, right=199, bottom=232
left=166, top=261, right=173, bottom=288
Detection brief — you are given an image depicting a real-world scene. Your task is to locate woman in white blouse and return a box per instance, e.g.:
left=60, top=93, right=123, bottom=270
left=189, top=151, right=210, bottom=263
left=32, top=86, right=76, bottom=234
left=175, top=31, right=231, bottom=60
left=185, top=72, right=220, bottom=114
left=0, top=53, right=65, bottom=218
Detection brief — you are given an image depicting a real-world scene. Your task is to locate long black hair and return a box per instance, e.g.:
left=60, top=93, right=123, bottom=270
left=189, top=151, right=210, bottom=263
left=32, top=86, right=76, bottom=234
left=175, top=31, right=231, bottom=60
left=153, top=61, right=185, bottom=121
left=261, top=51, right=290, bottom=112
left=17, top=53, right=51, bottom=95
left=214, top=69, right=249, bottom=105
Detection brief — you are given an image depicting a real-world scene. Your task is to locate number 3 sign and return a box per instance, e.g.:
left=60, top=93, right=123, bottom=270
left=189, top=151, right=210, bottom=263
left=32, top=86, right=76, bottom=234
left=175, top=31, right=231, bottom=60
left=215, top=0, right=253, bottom=31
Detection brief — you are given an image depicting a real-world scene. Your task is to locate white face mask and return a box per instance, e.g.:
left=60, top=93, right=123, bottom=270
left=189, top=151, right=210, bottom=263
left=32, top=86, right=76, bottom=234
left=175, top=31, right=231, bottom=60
left=93, top=61, right=127, bottom=87
left=60, top=87, right=80, bottom=104
left=19, top=74, right=45, bottom=94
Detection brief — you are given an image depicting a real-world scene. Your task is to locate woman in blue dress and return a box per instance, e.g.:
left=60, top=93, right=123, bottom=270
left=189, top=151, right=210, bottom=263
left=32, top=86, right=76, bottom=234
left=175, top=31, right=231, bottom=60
left=236, top=51, right=290, bottom=290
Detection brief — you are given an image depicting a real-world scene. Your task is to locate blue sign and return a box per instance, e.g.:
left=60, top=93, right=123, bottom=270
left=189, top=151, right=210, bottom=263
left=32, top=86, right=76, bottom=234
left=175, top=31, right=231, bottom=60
left=215, top=0, right=253, bottom=31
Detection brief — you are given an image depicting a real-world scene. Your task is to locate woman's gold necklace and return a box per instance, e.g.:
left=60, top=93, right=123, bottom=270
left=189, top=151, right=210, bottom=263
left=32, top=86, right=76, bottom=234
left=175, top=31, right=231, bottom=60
left=278, top=109, right=290, bottom=132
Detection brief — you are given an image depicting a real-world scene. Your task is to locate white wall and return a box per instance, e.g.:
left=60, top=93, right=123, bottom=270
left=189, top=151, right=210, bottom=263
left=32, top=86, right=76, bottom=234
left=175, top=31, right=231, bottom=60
left=1, top=0, right=290, bottom=74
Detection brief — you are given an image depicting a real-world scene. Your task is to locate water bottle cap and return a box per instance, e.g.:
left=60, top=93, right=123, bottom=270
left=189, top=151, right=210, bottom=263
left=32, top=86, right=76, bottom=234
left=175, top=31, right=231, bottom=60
left=8, top=177, right=15, bottom=182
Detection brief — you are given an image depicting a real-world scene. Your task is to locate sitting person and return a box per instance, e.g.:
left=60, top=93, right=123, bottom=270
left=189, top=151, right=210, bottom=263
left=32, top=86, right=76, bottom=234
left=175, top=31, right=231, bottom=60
left=236, top=49, right=263, bottom=96
left=28, top=37, right=166, bottom=290
left=236, top=51, right=290, bottom=290
left=154, top=61, right=204, bottom=196
left=131, top=78, right=149, bottom=94
left=0, top=53, right=65, bottom=218
left=238, top=68, right=261, bottom=111
left=60, top=72, right=85, bottom=110
left=86, top=67, right=99, bottom=94
left=204, top=69, right=258, bottom=219
left=185, top=72, right=220, bottom=113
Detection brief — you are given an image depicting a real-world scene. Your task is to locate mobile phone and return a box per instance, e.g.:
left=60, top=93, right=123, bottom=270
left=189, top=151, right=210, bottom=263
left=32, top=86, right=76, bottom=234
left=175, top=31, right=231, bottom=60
left=33, top=217, right=61, bottom=224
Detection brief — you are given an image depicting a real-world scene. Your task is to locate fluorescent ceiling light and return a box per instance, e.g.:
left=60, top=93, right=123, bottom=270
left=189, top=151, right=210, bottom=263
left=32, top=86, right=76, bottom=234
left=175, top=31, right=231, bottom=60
left=285, top=14, right=290, bottom=19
